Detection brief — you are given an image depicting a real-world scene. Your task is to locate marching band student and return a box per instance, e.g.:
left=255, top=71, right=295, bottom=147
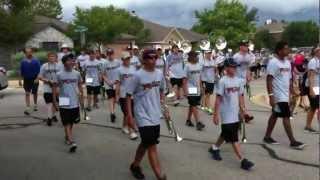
left=127, top=49, right=167, bottom=180
left=76, top=49, right=89, bottom=73
left=57, top=44, right=71, bottom=63
left=103, top=48, right=121, bottom=123
left=200, top=50, right=217, bottom=114
left=209, top=57, right=254, bottom=171
left=263, top=41, right=306, bottom=149
left=38, top=52, right=60, bottom=126
left=53, top=54, right=84, bottom=153
left=233, top=40, right=255, bottom=123
left=167, top=44, right=185, bottom=106
left=183, top=51, right=205, bottom=131
left=95, top=50, right=106, bottom=99
left=83, top=50, right=102, bottom=111
left=305, top=47, right=320, bottom=133
left=130, top=45, right=142, bottom=70
left=117, top=51, right=138, bottom=140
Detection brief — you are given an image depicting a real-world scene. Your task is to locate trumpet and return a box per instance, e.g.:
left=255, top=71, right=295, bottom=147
left=161, top=104, right=183, bottom=142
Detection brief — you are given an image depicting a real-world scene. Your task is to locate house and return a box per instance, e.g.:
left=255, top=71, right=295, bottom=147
left=257, top=19, right=287, bottom=42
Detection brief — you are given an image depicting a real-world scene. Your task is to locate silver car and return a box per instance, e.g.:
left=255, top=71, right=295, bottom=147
left=0, top=66, right=8, bottom=90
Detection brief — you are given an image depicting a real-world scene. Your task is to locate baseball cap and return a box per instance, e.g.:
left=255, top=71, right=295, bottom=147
left=106, top=48, right=114, bottom=55
left=224, top=57, right=238, bottom=67
left=121, top=51, right=131, bottom=60
left=239, top=40, right=249, bottom=46
left=62, top=54, right=75, bottom=64
left=142, top=49, right=157, bottom=60
left=188, top=51, right=198, bottom=58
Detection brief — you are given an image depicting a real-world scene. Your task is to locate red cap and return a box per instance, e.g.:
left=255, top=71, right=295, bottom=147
left=294, top=54, right=305, bottom=65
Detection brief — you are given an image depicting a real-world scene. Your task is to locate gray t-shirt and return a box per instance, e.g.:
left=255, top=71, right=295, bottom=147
left=130, top=56, right=141, bottom=70
left=155, top=57, right=166, bottom=74
left=167, top=53, right=185, bottom=79
left=216, top=76, right=244, bottom=124
left=233, top=52, right=255, bottom=82
left=201, top=59, right=216, bottom=83
left=117, top=65, right=136, bottom=98
left=83, top=59, right=101, bottom=87
left=184, top=62, right=202, bottom=96
left=77, top=54, right=89, bottom=68
left=103, top=59, right=121, bottom=89
left=56, top=69, right=82, bottom=109
left=267, top=57, right=291, bottom=103
left=127, top=69, right=165, bottom=127
left=39, top=62, right=61, bottom=93
left=306, top=57, right=320, bottom=87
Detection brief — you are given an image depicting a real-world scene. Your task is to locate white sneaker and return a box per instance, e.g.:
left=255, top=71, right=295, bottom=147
left=129, top=132, right=138, bottom=140
left=122, top=127, right=130, bottom=134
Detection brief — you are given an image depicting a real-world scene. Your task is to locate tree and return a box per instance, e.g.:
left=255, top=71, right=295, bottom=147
left=254, top=29, right=275, bottom=50
left=69, top=6, right=150, bottom=49
left=282, top=21, right=319, bottom=47
left=192, top=0, right=257, bottom=49
left=29, top=0, right=62, bottom=19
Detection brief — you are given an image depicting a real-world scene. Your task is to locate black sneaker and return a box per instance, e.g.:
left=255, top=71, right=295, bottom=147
left=196, top=122, right=205, bottom=131
left=208, top=148, right=222, bottom=161
left=24, top=110, right=30, bottom=116
left=52, top=116, right=58, bottom=122
left=263, top=137, right=280, bottom=145
left=130, top=164, right=145, bottom=179
left=47, top=118, right=52, bottom=126
left=69, top=142, right=77, bottom=153
left=185, top=120, right=194, bottom=127
left=290, top=141, right=306, bottom=150
left=304, top=127, right=319, bottom=134
left=241, top=158, right=254, bottom=170
left=86, top=107, right=91, bottom=112
left=110, top=113, right=116, bottom=123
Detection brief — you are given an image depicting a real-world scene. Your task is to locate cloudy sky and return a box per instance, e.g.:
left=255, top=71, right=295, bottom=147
left=60, top=0, right=318, bottom=28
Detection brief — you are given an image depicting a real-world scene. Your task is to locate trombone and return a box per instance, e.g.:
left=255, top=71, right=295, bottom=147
left=161, top=103, right=183, bottom=142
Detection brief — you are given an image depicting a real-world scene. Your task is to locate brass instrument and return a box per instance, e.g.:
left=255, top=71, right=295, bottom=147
left=161, top=104, right=183, bottom=142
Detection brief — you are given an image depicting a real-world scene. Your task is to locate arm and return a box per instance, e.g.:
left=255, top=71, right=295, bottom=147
left=52, top=84, right=59, bottom=111
left=266, top=75, right=275, bottom=107
left=239, top=94, right=246, bottom=119
left=78, top=81, right=84, bottom=107
left=308, top=70, right=316, bottom=97
left=182, top=78, right=188, bottom=96
left=213, top=95, right=221, bottom=125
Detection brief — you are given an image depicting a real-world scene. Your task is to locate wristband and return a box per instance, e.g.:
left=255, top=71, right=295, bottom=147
left=268, top=93, right=274, bottom=96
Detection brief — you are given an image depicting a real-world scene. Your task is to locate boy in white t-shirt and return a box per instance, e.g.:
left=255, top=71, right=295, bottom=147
left=209, top=58, right=254, bottom=171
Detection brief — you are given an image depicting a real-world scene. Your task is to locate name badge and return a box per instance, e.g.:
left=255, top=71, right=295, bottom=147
left=188, top=87, right=198, bottom=95
left=59, top=97, right=70, bottom=106
left=313, top=87, right=320, bottom=95
left=86, top=78, right=93, bottom=83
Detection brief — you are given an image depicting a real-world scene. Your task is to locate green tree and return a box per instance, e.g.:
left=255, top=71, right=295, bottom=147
left=69, top=6, right=150, bottom=49
left=29, top=0, right=62, bottom=19
left=192, top=0, right=257, bottom=49
left=282, top=21, right=319, bottom=47
left=254, top=29, right=275, bottom=50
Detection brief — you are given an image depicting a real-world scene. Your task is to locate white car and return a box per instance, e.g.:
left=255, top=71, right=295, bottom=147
left=0, top=66, right=8, bottom=90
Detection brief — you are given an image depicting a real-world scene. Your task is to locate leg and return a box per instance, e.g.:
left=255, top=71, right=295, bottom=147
left=231, top=142, right=243, bottom=160
left=187, top=106, right=192, bottom=120
left=215, top=136, right=225, bottom=148
left=147, top=145, right=163, bottom=179
left=132, top=143, right=147, bottom=167
left=282, top=117, right=296, bottom=143
left=306, top=109, right=316, bottom=128
left=87, top=94, right=92, bottom=108
left=265, top=113, right=277, bottom=138
left=25, top=92, right=31, bottom=107
left=191, top=106, right=199, bottom=123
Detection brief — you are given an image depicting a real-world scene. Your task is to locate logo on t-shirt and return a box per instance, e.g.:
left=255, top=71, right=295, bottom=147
left=142, top=81, right=161, bottom=90
left=280, top=68, right=290, bottom=74
left=225, top=87, right=240, bottom=94
left=61, top=79, right=78, bottom=84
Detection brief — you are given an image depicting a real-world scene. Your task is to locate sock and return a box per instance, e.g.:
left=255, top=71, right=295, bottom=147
left=211, top=144, right=219, bottom=150
left=47, top=104, right=52, bottom=118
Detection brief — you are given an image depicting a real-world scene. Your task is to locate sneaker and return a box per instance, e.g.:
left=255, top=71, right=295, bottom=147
left=207, top=108, right=213, bottom=115
left=244, top=114, right=254, bottom=123
left=290, top=141, right=306, bottom=150
left=289, top=116, right=294, bottom=120
left=173, top=100, right=180, bottom=107
left=52, top=116, right=58, bottom=122
left=122, top=127, right=130, bottom=134
left=263, top=137, right=280, bottom=145
left=304, top=127, right=319, bottom=134
left=33, top=105, right=38, bottom=112
left=241, top=158, right=254, bottom=170
left=86, top=107, right=91, bottom=112
left=208, top=148, right=222, bottom=161
left=185, top=120, right=194, bottom=127
left=196, top=122, right=205, bottom=131
left=47, top=118, right=52, bottom=126
left=110, top=113, right=116, bottom=123
left=130, top=164, right=145, bottom=180
left=24, top=109, right=30, bottom=115
left=130, top=132, right=138, bottom=140
left=200, top=106, right=206, bottom=111
left=69, top=142, right=77, bottom=153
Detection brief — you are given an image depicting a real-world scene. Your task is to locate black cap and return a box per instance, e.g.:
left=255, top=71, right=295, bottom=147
left=62, top=54, right=75, bottom=64
left=239, top=40, right=249, bottom=46
left=224, top=57, right=238, bottom=67
left=188, top=51, right=198, bottom=58
left=142, top=49, right=157, bottom=60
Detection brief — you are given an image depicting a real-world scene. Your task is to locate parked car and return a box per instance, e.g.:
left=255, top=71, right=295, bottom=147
left=0, top=65, right=8, bottom=90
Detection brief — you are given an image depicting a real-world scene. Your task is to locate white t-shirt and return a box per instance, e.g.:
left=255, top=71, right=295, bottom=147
left=127, top=69, right=166, bottom=127
left=306, top=57, right=320, bottom=88
left=39, top=62, right=61, bottom=93
left=167, top=53, right=185, bottom=79
left=83, top=59, right=101, bottom=87
left=233, top=52, right=255, bottom=81
left=130, top=56, right=141, bottom=70
left=155, top=57, right=166, bottom=74
left=77, top=54, right=89, bottom=68
left=266, top=57, right=292, bottom=103
left=117, top=65, right=136, bottom=98
left=216, top=76, right=244, bottom=124
left=201, top=58, right=216, bottom=83
left=103, top=59, right=121, bottom=89
left=184, top=62, right=202, bottom=96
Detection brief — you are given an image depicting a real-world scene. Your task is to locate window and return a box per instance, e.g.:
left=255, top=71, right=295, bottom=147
left=42, top=42, right=59, bottom=51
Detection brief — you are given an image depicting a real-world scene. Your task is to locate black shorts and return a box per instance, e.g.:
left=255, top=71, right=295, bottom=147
left=170, top=78, right=183, bottom=88
left=139, top=125, right=160, bottom=148
left=272, top=102, right=291, bottom=118
left=187, top=96, right=201, bottom=106
left=43, top=93, right=58, bottom=104
left=23, top=78, right=39, bottom=94
left=86, top=86, right=100, bottom=95
left=308, top=95, right=320, bottom=110
left=59, top=107, right=80, bottom=126
left=119, top=98, right=134, bottom=116
left=106, top=89, right=116, bottom=99
left=203, top=82, right=214, bottom=94
left=221, top=122, right=240, bottom=143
